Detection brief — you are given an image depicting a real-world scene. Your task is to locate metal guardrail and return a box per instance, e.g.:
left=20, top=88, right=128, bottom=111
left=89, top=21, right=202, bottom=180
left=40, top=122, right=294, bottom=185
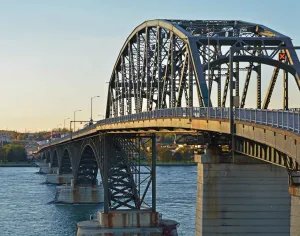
left=41, top=107, right=300, bottom=149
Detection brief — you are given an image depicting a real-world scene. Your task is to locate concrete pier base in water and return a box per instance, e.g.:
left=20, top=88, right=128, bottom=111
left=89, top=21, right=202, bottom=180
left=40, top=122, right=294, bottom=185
left=38, top=163, right=57, bottom=174
left=289, top=172, right=300, bottom=236
left=195, top=151, right=290, bottom=236
left=54, top=183, right=104, bottom=204
left=45, top=173, right=73, bottom=184
left=76, top=210, right=178, bottom=236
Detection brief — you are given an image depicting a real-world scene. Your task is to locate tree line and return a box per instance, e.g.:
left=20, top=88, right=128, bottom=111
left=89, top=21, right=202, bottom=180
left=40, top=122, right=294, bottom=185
left=0, top=143, right=27, bottom=163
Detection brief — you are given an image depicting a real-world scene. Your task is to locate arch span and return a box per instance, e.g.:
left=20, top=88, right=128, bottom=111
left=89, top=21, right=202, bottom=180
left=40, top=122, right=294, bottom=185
left=105, top=19, right=300, bottom=115
left=46, top=151, right=50, bottom=163
left=76, top=145, right=99, bottom=186
left=51, top=150, right=58, bottom=168
left=60, top=149, right=72, bottom=174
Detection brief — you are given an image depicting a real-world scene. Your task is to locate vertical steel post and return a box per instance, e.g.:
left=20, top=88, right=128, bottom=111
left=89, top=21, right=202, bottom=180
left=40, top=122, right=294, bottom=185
left=157, top=27, right=162, bottom=109
left=188, top=54, right=193, bottom=107
left=283, top=70, right=288, bottom=110
left=151, top=134, right=156, bottom=212
left=217, top=66, right=221, bottom=107
left=171, top=33, right=176, bottom=108
left=146, top=28, right=150, bottom=110
left=257, top=64, right=261, bottom=109
left=235, top=62, right=239, bottom=105
left=103, top=135, right=109, bottom=213
left=229, top=48, right=235, bottom=162
left=207, top=34, right=211, bottom=115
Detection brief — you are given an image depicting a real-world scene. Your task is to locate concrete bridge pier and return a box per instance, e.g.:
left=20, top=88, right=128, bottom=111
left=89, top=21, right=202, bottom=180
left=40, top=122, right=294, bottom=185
left=45, top=169, right=73, bottom=185
left=77, top=210, right=178, bottom=236
left=52, top=180, right=104, bottom=204
left=194, top=148, right=290, bottom=236
left=289, top=172, right=300, bottom=236
left=37, top=161, right=53, bottom=174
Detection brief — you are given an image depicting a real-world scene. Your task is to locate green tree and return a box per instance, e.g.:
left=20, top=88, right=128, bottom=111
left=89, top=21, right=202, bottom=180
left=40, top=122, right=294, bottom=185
left=0, top=147, right=6, bottom=162
left=4, top=144, right=27, bottom=162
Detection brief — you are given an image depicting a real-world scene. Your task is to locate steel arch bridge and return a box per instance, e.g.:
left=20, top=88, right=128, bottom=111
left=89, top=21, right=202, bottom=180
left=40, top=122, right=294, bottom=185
left=38, top=20, right=300, bottom=214
left=106, top=19, right=300, bottom=118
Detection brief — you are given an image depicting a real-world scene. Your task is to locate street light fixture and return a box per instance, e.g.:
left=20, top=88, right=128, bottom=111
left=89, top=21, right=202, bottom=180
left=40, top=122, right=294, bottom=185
left=73, top=110, right=82, bottom=132
left=64, top=118, right=70, bottom=130
left=90, top=96, right=100, bottom=124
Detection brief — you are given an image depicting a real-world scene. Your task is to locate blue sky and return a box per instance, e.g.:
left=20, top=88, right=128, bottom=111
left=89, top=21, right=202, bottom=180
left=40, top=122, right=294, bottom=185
left=1, top=0, right=300, bottom=131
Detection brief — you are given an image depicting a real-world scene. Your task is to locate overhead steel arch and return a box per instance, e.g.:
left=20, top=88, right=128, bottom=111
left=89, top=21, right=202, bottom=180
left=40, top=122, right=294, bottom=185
left=105, top=19, right=210, bottom=118
left=106, top=19, right=300, bottom=117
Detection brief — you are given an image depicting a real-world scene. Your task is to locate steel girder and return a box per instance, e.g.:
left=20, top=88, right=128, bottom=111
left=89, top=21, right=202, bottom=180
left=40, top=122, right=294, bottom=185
left=105, top=20, right=300, bottom=117
left=46, top=133, right=156, bottom=211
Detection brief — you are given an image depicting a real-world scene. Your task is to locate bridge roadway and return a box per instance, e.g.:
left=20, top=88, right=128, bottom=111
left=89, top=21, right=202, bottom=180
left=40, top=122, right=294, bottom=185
left=42, top=107, right=300, bottom=168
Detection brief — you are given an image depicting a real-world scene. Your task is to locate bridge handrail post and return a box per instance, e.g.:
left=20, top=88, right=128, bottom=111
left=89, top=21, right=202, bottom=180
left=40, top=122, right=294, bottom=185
left=272, top=110, right=274, bottom=126
left=228, top=107, right=230, bottom=119
left=221, top=107, right=223, bottom=119
left=215, top=107, right=217, bottom=118
left=298, top=111, right=300, bottom=134
left=277, top=110, right=279, bottom=128
left=250, top=109, right=252, bottom=122
left=287, top=110, right=290, bottom=130
left=266, top=110, right=268, bottom=125
left=293, top=110, right=295, bottom=132
left=282, top=110, right=284, bottom=129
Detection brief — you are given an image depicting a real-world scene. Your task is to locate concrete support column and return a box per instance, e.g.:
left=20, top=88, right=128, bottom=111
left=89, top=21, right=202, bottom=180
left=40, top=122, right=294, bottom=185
left=38, top=162, right=52, bottom=174
left=195, top=151, right=290, bottom=236
left=53, top=180, right=104, bottom=204
left=77, top=210, right=178, bottom=235
left=45, top=173, right=73, bottom=184
left=289, top=171, right=300, bottom=236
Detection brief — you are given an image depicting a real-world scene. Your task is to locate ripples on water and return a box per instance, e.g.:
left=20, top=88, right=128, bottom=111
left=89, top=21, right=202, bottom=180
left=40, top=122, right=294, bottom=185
left=0, top=166, right=197, bottom=236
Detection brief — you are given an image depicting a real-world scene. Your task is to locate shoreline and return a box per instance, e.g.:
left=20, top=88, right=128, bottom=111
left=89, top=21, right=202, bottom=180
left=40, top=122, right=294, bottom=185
left=0, top=162, right=196, bottom=167
left=0, top=163, right=37, bottom=167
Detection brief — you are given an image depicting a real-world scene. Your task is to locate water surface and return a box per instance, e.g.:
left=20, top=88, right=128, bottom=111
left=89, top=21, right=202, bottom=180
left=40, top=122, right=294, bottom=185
left=0, top=166, right=197, bottom=235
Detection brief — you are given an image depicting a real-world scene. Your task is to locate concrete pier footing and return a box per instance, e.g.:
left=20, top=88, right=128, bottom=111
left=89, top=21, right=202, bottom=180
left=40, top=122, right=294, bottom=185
left=195, top=151, right=290, bottom=236
left=53, top=182, right=104, bottom=204
left=38, top=162, right=54, bottom=174
left=76, top=210, right=178, bottom=236
left=45, top=173, right=73, bottom=184
left=289, top=182, right=300, bottom=236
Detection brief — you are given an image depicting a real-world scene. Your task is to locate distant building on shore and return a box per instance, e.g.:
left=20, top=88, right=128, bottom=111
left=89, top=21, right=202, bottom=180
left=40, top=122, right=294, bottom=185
left=0, top=133, right=12, bottom=146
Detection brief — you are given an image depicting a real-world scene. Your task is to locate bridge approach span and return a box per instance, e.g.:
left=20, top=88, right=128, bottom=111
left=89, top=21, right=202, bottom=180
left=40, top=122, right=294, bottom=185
left=39, top=107, right=300, bottom=172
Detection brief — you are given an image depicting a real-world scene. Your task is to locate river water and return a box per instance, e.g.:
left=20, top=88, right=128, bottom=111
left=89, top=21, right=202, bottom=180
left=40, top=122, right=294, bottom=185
left=0, top=166, right=197, bottom=236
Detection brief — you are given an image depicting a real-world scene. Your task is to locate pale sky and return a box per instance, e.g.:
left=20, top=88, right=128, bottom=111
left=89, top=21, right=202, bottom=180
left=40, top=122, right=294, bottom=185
left=1, top=0, right=300, bottom=132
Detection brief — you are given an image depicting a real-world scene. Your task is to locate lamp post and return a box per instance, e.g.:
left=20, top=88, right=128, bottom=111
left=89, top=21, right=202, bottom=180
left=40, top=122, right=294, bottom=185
left=73, top=110, right=82, bottom=132
left=90, top=96, right=100, bottom=124
left=64, top=118, right=70, bottom=130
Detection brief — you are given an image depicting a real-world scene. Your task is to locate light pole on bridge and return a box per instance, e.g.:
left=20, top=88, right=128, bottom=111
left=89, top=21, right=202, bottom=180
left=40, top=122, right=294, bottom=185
left=90, top=96, right=100, bottom=124
left=73, top=110, right=82, bottom=132
left=64, top=118, right=70, bottom=131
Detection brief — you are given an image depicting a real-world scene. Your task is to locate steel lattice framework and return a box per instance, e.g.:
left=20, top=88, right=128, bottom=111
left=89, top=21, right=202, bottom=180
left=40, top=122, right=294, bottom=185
left=106, top=19, right=300, bottom=117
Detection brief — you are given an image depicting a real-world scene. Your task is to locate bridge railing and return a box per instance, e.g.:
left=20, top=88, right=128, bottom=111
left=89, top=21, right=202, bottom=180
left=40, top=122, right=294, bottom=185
left=236, top=108, right=300, bottom=133
left=39, top=107, right=300, bottom=149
